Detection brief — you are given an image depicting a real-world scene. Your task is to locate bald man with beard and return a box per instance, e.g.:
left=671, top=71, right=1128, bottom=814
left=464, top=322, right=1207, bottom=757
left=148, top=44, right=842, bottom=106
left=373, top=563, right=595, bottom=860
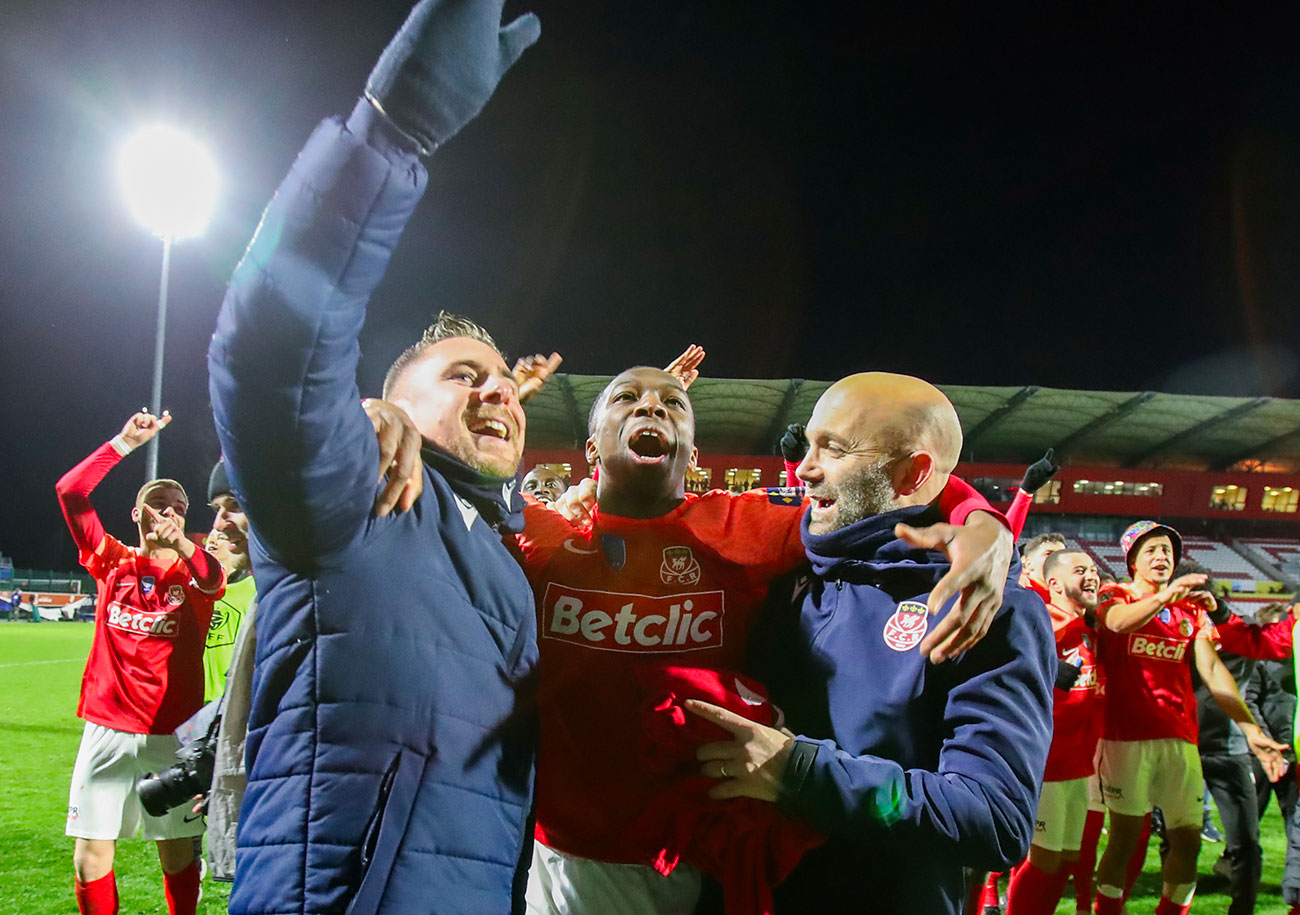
left=688, top=373, right=1057, bottom=915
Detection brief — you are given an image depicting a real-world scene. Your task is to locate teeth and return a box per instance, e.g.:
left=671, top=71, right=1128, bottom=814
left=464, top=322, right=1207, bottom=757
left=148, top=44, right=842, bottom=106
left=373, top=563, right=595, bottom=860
left=475, top=419, right=508, bottom=439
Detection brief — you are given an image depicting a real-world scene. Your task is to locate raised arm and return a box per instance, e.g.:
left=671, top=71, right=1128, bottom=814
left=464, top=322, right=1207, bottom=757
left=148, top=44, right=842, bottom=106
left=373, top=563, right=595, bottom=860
left=208, top=1, right=539, bottom=570
left=55, top=410, right=171, bottom=556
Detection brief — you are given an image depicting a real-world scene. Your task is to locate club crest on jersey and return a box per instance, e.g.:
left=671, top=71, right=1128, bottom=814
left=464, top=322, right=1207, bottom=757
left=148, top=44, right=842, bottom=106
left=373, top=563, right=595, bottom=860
left=660, top=546, right=701, bottom=585
left=167, top=585, right=185, bottom=606
left=766, top=487, right=803, bottom=506
left=1178, top=618, right=1193, bottom=637
left=1158, top=607, right=1171, bottom=624
left=883, top=600, right=929, bottom=652
left=141, top=576, right=155, bottom=596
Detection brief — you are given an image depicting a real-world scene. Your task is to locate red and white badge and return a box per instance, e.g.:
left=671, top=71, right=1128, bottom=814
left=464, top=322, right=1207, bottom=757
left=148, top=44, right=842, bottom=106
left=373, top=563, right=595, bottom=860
left=883, top=600, right=929, bottom=651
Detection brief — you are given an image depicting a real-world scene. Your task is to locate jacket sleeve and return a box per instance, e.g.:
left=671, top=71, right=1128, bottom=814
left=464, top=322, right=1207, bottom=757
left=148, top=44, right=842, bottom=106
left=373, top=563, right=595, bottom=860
left=779, top=592, right=1055, bottom=871
left=1215, top=614, right=1293, bottom=661
left=208, top=100, right=428, bottom=571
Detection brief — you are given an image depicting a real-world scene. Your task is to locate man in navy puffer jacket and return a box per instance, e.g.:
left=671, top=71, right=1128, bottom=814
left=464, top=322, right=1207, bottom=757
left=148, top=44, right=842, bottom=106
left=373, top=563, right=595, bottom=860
left=208, top=3, right=543, bottom=913
left=687, top=373, right=1056, bottom=914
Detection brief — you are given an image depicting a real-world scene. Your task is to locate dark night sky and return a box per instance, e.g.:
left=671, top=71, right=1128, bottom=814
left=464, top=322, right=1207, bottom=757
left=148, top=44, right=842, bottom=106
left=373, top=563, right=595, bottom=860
left=3, top=2, right=1300, bottom=568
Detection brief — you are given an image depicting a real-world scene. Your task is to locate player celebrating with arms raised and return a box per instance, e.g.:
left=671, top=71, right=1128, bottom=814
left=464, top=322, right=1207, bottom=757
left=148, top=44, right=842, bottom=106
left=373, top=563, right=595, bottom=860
left=55, top=410, right=224, bottom=915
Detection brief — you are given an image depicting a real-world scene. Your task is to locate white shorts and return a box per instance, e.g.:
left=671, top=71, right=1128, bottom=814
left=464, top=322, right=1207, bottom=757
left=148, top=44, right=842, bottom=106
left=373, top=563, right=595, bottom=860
left=66, top=721, right=205, bottom=841
left=1087, top=771, right=1105, bottom=812
left=526, top=842, right=702, bottom=915
left=1098, top=738, right=1202, bottom=829
left=1033, top=777, right=1092, bottom=852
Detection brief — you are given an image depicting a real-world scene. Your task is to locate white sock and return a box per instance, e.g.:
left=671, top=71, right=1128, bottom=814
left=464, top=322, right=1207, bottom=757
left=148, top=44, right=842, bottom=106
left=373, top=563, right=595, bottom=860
left=1097, top=884, right=1123, bottom=899
left=1164, top=882, right=1196, bottom=906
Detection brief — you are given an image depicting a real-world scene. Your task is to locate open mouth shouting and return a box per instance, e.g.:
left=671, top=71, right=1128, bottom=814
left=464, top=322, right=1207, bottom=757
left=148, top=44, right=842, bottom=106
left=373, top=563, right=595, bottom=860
left=468, top=415, right=513, bottom=443
left=627, top=425, right=671, bottom=464
left=807, top=491, right=837, bottom=524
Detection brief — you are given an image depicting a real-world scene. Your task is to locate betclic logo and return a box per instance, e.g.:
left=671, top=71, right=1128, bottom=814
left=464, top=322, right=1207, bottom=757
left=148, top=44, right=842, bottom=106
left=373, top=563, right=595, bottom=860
left=106, top=601, right=179, bottom=639
left=542, top=583, right=725, bottom=653
left=1127, top=633, right=1186, bottom=662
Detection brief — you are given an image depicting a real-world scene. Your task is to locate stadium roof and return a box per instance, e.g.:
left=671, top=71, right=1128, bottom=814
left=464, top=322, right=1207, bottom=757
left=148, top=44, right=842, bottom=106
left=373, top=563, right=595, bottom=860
left=524, top=377, right=1300, bottom=472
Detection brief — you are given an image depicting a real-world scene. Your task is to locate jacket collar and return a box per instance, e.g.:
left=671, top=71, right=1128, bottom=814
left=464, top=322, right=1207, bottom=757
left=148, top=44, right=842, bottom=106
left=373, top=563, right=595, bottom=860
left=801, top=502, right=951, bottom=587
left=421, top=444, right=525, bottom=534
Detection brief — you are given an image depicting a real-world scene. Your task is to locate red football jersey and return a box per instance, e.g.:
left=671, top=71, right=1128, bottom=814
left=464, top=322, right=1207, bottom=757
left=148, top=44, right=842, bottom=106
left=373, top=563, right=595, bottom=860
left=58, top=442, right=221, bottom=735
left=1096, top=582, right=1216, bottom=745
left=1043, top=602, right=1104, bottom=782
left=515, top=489, right=807, bottom=862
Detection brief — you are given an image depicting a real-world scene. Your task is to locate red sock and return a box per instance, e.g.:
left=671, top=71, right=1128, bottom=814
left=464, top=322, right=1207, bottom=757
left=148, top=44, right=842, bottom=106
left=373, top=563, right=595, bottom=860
left=74, top=871, right=118, bottom=915
left=163, top=860, right=200, bottom=915
left=1123, top=813, right=1152, bottom=900
left=981, top=872, right=1003, bottom=909
left=1094, top=889, right=1124, bottom=915
left=1073, top=809, right=1104, bottom=911
left=1154, top=896, right=1191, bottom=915
left=1006, top=862, right=1070, bottom=915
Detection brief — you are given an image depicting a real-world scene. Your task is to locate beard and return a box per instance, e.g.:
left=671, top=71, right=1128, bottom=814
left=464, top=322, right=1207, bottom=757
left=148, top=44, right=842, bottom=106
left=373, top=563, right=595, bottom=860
left=821, top=460, right=898, bottom=533
left=1065, top=583, right=1099, bottom=612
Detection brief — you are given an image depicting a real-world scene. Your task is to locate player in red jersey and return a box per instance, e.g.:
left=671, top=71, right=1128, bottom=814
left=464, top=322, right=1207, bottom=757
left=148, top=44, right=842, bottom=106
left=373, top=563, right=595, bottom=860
left=55, top=410, right=225, bottom=915
left=1092, top=521, right=1286, bottom=915
left=1005, top=549, right=1104, bottom=914
left=515, top=365, right=1017, bottom=914
left=1018, top=531, right=1066, bottom=603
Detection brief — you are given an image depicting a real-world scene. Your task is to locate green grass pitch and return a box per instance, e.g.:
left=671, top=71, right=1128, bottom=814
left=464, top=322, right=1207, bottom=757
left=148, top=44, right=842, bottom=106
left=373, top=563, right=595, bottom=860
left=0, top=621, right=1292, bottom=913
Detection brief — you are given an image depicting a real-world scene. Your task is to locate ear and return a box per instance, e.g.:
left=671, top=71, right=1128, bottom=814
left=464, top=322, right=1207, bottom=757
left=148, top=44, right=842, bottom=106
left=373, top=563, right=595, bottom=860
left=893, top=452, right=935, bottom=497
left=585, top=436, right=599, bottom=467
left=131, top=505, right=142, bottom=524
left=687, top=446, right=699, bottom=474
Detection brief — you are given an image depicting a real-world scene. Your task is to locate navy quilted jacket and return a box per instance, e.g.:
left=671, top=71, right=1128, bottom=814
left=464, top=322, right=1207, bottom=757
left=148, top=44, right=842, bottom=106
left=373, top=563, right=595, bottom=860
left=756, top=504, right=1055, bottom=914
left=209, top=100, right=538, bottom=915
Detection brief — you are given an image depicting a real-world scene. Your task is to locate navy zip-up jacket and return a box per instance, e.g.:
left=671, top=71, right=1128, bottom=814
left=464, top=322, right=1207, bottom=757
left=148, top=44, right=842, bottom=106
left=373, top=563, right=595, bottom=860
left=756, top=503, right=1055, bottom=914
left=209, top=100, right=537, bottom=915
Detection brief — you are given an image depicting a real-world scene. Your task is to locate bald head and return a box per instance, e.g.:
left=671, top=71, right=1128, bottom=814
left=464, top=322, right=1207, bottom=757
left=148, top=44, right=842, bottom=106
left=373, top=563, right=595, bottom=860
left=798, top=372, right=963, bottom=533
left=820, top=373, right=961, bottom=469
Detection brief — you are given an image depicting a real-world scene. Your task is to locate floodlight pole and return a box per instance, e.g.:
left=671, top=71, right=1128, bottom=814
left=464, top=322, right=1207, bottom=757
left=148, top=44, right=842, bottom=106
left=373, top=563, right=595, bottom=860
left=145, top=237, right=173, bottom=482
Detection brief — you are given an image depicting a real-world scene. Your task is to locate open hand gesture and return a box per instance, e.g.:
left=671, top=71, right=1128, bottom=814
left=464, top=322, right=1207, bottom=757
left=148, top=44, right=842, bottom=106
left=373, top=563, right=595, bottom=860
left=896, top=512, right=1013, bottom=663
left=513, top=352, right=563, bottom=403
left=664, top=345, right=706, bottom=390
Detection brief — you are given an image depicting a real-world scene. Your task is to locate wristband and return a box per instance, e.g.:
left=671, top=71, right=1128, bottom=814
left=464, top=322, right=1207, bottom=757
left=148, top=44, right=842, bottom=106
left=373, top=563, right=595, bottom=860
left=110, top=435, right=135, bottom=457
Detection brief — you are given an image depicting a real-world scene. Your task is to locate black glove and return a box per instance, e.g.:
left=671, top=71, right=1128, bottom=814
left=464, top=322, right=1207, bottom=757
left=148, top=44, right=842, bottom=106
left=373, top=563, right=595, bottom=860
left=1055, top=659, right=1082, bottom=691
left=1021, top=448, right=1061, bottom=494
left=779, top=423, right=807, bottom=464
left=366, top=0, right=541, bottom=153
left=1206, top=593, right=1232, bottom=626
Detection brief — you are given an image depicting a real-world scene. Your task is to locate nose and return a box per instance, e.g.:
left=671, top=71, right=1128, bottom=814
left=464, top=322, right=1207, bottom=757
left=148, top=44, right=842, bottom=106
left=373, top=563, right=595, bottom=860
left=479, top=372, right=517, bottom=405
left=633, top=393, right=667, bottom=419
left=795, top=448, right=820, bottom=485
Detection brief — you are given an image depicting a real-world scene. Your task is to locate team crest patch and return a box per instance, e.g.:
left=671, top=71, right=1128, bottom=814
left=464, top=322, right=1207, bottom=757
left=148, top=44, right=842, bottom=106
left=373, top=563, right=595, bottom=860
left=766, top=487, right=803, bottom=506
left=883, top=600, right=929, bottom=652
left=141, top=576, right=155, bottom=596
left=1179, top=618, right=1193, bottom=637
left=167, top=585, right=185, bottom=606
left=660, top=546, right=701, bottom=585
left=1158, top=607, right=1171, bottom=624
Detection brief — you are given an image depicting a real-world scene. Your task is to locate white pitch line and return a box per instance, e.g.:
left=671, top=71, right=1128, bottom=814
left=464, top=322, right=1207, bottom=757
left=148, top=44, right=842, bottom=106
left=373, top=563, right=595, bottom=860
left=0, top=657, right=82, bottom=669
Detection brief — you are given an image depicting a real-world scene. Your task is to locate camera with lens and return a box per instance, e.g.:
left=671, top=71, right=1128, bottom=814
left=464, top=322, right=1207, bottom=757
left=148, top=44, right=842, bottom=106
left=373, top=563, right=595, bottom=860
left=137, top=725, right=218, bottom=818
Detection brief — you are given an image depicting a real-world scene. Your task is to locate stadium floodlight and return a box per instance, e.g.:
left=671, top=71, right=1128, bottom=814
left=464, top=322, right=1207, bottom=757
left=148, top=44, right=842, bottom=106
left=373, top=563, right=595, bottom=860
left=117, top=125, right=219, bottom=481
